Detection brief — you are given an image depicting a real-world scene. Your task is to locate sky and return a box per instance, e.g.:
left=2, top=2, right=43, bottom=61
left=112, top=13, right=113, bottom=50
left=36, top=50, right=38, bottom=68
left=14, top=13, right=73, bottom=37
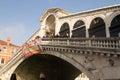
left=0, top=0, right=120, bottom=46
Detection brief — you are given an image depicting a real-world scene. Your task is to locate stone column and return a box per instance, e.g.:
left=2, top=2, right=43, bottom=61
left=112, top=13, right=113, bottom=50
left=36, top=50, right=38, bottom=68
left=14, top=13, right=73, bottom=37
left=105, top=24, right=110, bottom=37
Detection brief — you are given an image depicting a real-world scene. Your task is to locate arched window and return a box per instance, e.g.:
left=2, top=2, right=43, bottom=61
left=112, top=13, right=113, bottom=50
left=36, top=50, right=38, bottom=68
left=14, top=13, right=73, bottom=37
left=72, top=20, right=86, bottom=38
left=2, top=46, right=7, bottom=53
left=89, top=17, right=106, bottom=37
left=45, top=15, right=56, bottom=37
left=109, top=15, right=120, bottom=37
left=59, top=23, right=70, bottom=38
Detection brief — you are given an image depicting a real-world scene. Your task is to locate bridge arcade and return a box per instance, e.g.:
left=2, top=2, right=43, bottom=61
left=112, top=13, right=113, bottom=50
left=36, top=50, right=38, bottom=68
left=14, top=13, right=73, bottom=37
left=40, top=5, right=120, bottom=38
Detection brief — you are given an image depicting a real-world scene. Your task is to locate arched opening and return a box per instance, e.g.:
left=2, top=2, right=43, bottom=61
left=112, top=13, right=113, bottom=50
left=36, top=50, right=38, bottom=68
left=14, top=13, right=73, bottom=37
left=109, top=15, right=120, bottom=37
left=14, top=54, right=81, bottom=80
left=72, top=20, right=86, bottom=38
left=10, top=73, right=17, bottom=80
left=89, top=17, right=106, bottom=37
left=59, top=23, right=70, bottom=38
left=45, top=15, right=56, bottom=38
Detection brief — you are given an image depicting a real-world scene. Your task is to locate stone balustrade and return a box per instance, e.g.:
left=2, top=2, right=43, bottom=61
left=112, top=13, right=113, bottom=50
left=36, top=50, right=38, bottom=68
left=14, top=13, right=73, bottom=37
left=41, top=38, right=120, bottom=58
left=42, top=38, right=120, bottom=49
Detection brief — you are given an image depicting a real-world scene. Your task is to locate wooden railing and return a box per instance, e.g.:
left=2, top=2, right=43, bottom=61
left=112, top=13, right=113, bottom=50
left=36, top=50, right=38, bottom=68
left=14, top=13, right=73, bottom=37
left=41, top=38, right=120, bottom=49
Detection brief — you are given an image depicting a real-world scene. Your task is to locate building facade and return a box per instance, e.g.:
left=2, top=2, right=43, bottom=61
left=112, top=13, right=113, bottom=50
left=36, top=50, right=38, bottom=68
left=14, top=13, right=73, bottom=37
left=0, top=38, right=20, bottom=69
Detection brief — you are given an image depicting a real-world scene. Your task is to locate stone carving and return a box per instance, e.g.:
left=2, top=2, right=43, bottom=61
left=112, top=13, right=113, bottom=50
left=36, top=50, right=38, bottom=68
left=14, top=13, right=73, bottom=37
left=108, top=58, right=114, bottom=66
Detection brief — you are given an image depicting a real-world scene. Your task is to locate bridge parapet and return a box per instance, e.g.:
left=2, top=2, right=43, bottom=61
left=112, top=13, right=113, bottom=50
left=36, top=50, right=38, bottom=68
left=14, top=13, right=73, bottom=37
left=42, top=38, right=120, bottom=57
left=42, top=38, right=120, bottom=48
left=0, top=37, right=120, bottom=80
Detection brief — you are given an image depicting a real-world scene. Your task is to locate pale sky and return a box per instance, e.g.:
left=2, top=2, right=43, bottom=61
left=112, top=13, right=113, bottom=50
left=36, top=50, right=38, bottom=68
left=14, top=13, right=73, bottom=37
left=0, top=0, right=120, bottom=46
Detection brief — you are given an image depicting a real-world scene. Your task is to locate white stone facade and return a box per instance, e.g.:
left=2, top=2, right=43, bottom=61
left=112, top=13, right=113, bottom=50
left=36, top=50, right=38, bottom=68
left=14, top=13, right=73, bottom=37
left=39, top=4, right=120, bottom=38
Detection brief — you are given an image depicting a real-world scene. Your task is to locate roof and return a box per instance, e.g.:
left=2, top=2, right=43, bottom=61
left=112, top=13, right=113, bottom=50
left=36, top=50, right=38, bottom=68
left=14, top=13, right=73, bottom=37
left=60, top=4, right=120, bottom=19
left=40, top=8, right=71, bottom=22
left=0, top=39, right=19, bottom=47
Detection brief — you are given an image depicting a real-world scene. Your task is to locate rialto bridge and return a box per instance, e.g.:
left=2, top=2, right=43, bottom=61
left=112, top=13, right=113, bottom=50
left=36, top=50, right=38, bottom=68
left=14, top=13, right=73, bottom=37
left=0, top=4, right=120, bottom=80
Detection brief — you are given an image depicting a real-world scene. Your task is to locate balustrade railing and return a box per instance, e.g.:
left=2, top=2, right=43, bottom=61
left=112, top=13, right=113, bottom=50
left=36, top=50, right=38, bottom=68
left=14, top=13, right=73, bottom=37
left=41, top=38, right=120, bottom=49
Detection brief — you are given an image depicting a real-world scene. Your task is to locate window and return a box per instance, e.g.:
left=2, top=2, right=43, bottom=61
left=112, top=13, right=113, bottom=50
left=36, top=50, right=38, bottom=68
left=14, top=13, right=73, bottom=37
left=11, top=48, right=16, bottom=54
left=2, top=46, right=7, bottom=53
left=0, top=58, right=5, bottom=64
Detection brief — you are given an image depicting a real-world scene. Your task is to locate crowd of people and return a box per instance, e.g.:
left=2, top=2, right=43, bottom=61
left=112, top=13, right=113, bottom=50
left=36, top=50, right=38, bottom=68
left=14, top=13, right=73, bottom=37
left=43, top=31, right=70, bottom=38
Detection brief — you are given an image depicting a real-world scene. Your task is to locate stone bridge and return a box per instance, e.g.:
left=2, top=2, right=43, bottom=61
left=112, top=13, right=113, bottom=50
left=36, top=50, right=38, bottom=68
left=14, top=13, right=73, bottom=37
left=0, top=38, right=120, bottom=80
left=0, top=4, right=120, bottom=80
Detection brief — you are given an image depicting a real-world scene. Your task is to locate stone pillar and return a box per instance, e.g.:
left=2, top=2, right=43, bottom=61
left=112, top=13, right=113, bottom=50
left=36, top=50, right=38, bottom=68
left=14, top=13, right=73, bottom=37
left=105, top=24, right=110, bottom=37
left=86, top=28, right=89, bottom=38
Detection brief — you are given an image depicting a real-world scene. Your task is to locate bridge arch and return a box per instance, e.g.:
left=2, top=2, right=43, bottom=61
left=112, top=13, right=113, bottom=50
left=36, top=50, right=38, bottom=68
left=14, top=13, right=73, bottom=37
left=10, top=51, right=94, bottom=80
left=72, top=20, right=86, bottom=38
left=59, top=22, right=70, bottom=37
left=45, top=14, right=56, bottom=37
left=109, top=14, right=120, bottom=37
left=44, top=51, right=94, bottom=79
left=88, top=17, right=106, bottom=37
left=106, top=11, right=120, bottom=37
left=11, top=54, right=82, bottom=80
left=107, top=11, right=120, bottom=27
